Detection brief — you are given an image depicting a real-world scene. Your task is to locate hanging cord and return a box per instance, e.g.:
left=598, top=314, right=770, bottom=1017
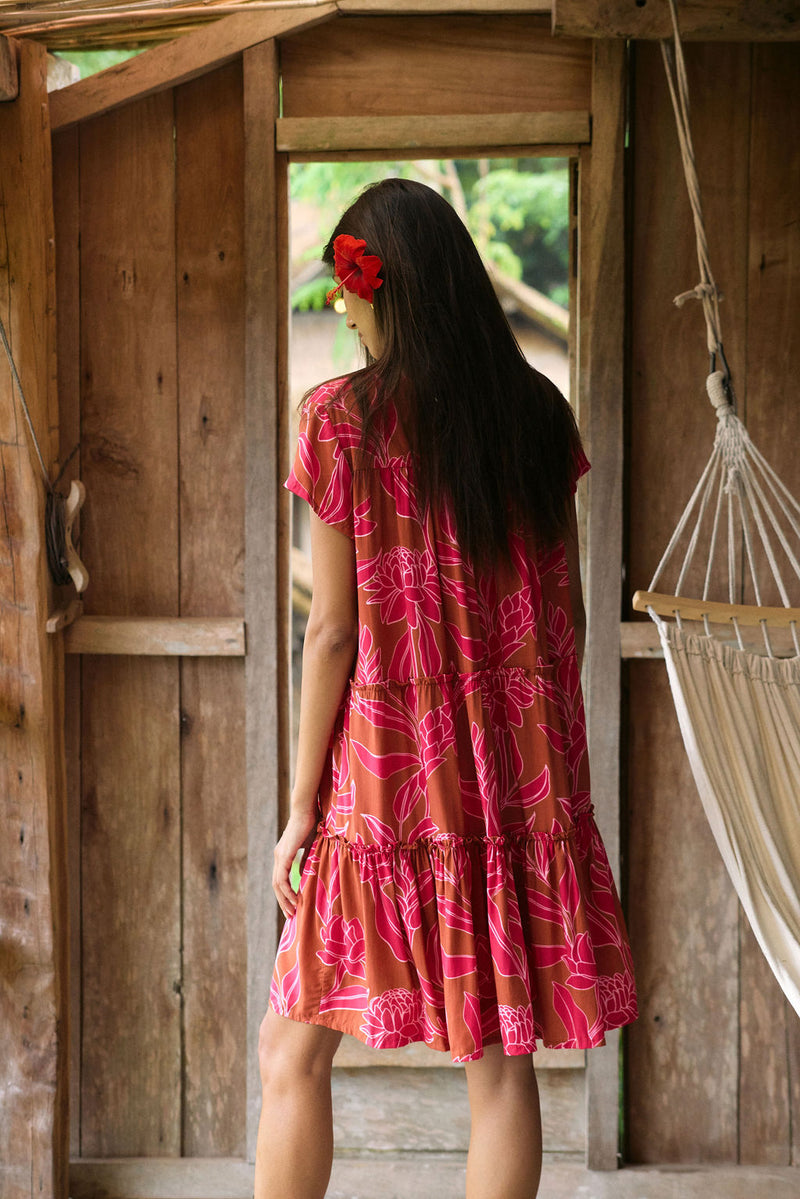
left=660, top=0, right=733, bottom=391
left=0, top=313, right=80, bottom=587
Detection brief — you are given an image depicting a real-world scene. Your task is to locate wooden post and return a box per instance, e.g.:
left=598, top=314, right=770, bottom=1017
left=243, top=37, right=288, bottom=1161
left=578, top=37, right=627, bottom=1171
left=0, top=38, right=69, bottom=1199
left=0, top=34, right=18, bottom=101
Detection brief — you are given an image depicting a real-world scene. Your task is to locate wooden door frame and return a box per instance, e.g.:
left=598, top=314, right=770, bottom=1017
left=41, top=8, right=628, bottom=1189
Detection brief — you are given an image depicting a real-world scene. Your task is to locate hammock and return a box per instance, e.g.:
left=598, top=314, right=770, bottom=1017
left=631, top=1, right=800, bottom=1017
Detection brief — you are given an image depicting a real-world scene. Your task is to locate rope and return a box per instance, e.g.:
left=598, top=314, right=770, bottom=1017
left=660, top=0, right=732, bottom=388
left=0, top=312, right=79, bottom=586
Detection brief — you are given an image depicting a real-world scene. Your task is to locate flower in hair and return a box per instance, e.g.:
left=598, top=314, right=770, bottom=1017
left=326, top=234, right=384, bottom=306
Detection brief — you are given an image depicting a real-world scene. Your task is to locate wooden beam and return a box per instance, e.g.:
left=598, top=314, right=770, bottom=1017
left=277, top=111, right=591, bottom=153
left=0, top=37, right=68, bottom=1199
left=243, top=37, right=284, bottom=1161
left=48, top=2, right=335, bottom=131
left=0, top=34, right=18, bottom=100
left=578, top=38, right=627, bottom=1172
left=553, top=0, right=800, bottom=41
left=62, top=616, right=246, bottom=655
left=289, top=143, right=582, bottom=163
left=339, top=1, right=550, bottom=10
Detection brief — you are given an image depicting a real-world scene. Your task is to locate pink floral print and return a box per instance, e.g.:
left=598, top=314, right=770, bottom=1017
left=270, top=380, right=637, bottom=1061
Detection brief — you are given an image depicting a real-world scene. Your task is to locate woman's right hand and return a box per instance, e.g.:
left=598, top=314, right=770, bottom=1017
left=272, top=807, right=318, bottom=920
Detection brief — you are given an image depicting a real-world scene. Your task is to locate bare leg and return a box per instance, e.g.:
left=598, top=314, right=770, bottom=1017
left=464, top=1044, right=542, bottom=1199
left=254, top=1007, right=342, bottom=1199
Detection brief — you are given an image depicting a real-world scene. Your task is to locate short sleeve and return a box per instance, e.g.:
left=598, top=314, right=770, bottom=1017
left=285, top=398, right=354, bottom=539
left=570, top=444, right=590, bottom=494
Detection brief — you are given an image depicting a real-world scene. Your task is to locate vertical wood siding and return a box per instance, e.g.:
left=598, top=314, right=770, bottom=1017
left=625, top=39, right=800, bottom=1166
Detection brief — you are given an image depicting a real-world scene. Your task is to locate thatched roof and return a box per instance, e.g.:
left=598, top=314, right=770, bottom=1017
left=0, top=0, right=547, bottom=50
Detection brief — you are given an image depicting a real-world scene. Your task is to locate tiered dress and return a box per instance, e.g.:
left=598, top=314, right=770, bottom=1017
left=270, top=379, right=637, bottom=1061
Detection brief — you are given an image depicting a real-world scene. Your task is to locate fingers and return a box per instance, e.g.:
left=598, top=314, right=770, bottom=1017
left=272, top=851, right=298, bottom=920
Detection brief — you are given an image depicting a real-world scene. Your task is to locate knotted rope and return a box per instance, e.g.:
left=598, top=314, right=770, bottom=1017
left=0, top=313, right=79, bottom=586
left=660, top=0, right=732, bottom=388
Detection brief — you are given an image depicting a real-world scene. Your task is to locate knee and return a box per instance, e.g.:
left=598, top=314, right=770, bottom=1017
left=258, top=1009, right=339, bottom=1091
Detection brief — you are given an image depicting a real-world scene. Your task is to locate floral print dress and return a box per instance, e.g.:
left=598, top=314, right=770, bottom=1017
left=270, top=380, right=637, bottom=1061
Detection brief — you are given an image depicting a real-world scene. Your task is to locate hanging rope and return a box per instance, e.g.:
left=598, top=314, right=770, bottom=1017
left=0, top=313, right=80, bottom=587
left=659, top=0, right=732, bottom=389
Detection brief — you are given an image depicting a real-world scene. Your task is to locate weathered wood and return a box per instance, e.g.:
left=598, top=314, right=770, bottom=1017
left=175, top=59, right=248, bottom=1158
left=289, top=143, right=583, bottom=164
left=737, top=41, right=800, bottom=1166
left=281, top=14, right=591, bottom=118
left=553, top=0, right=800, bottom=40
left=625, top=39, right=753, bottom=1166
left=78, top=90, right=182, bottom=1156
left=48, top=3, right=335, bottom=131
left=0, top=37, right=68, bottom=1199
left=277, top=112, right=591, bottom=153
left=339, top=0, right=550, bottom=10
left=578, top=39, right=626, bottom=1172
left=63, top=616, right=246, bottom=655
left=0, top=32, right=18, bottom=99
left=51, top=122, right=81, bottom=1161
left=243, top=37, right=283, bottom=1161
left=276, top=149, right=292, bottom=834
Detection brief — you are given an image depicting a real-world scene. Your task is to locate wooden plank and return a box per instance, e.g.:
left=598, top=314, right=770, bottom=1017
left=281, top=14, right=591, bottom=118
left=737, top=41, right=800, bottom=1166
left=0, top=32, right=18, bottom=100
left=0, top=37, right=68, bottom=1199
left=578, top=39, right=626, bottom=1172
left=277, top=111, right=591, bottom=153
left=51, top=122, right=82, bottom=1161
left=275, top=148, right=292, bottom=834
left=339, top=0, right=551, bottom=10
left=48, top=3, right=336, bottom=131
left=288, top=143, right=583, bottom=164
left=174, top=59, right=248, bottom=1158
left=553, top=0, right=800, bottom=40
left=624, top=43, right=752, bottom=1165
left=77, top=90, right=181, bottom=1156
left=63, top=616, right=245, bottom=655
left=243, top=37, right=283, bottom=1161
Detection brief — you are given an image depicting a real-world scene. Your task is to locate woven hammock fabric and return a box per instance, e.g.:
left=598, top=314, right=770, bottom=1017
left=653, top=615, right=800, bottom=1016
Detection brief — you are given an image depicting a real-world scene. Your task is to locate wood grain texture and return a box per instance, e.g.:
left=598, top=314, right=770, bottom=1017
left=553, top=0, right=800, bottom=40
left=0, top=37, right=68, bottom=1199
left=624, top=40, right=753, bottom=1166
left=63, top=616, right=245, bottom=655
left=243, top=38, right=283, bottom=1160
left=51, top=123, right=82, bottom=1162
left=175, top=60, right=248, bottom=1158
left=48, top=3, right=336, bottom=131
left=280, top=15, right=591, bottom=118
left=77, top=90, right=181, bottom=1156
left=578, top=39, right=626, bottom=1171
left=625, top=665, right=740, bottom=1163
left=276, top=112, right=591, bottom=152
left=0, top=31, right=17, bottom=100
left=737, top=41, right=800, bottom=1164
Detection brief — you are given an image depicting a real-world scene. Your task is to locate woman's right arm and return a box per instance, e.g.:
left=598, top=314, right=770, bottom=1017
left=564, top=496, right=586, bottom=672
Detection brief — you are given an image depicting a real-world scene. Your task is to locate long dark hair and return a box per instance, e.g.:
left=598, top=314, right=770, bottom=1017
left=322, top=178, right=582, bottom=568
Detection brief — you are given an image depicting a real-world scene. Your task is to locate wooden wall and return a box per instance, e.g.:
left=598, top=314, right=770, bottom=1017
left=625, top=40, right=800, bottom=1166
left=53, top=61, right=248, bottom=1158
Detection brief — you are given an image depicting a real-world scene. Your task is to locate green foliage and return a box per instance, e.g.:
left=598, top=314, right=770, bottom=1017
left=289, top=158, right=570, bottom=314
left=54, top=48, right=144, bottom=79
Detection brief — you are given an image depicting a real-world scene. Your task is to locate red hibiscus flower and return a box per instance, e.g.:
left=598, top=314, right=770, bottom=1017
left=326, top=234, right=384, bottom=305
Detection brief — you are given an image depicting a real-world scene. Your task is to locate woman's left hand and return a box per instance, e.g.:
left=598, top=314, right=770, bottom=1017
left=272, top=807, right=318, bottom=919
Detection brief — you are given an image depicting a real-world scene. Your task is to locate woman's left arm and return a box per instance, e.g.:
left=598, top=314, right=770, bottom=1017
left=272, top=510, right=358, bottom=918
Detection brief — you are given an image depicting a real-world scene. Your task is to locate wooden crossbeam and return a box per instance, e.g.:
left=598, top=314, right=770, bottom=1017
left=276, top=111, right=591, bottom=153
left=62, top=615, right=246, bottom=655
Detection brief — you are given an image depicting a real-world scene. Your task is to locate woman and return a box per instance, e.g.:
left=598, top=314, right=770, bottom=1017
left=256, top=179, right=637, bottom=1199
